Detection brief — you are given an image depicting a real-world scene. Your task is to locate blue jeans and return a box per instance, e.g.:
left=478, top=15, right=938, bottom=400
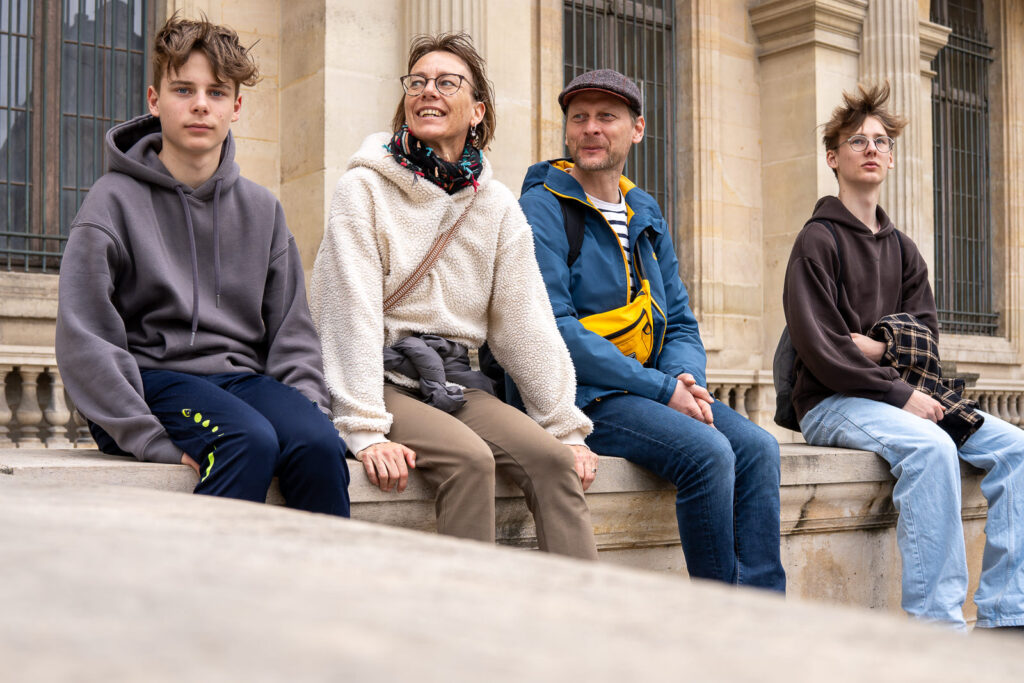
left=585, top=395, right=786, bottom=591
left=801, top=394, right=1024, bottom=629
left=91, top=371, right=350, bottom=517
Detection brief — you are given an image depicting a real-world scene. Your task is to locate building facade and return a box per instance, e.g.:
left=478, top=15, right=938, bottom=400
left=3, top=0, right=1024, bottom=444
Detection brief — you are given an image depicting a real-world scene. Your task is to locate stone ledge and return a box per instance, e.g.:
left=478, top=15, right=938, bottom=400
left=0, top=444, right=986, bottom=542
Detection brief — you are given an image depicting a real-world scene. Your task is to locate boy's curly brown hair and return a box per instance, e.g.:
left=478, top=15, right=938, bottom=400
left=152, top=15, right=259, bottom=94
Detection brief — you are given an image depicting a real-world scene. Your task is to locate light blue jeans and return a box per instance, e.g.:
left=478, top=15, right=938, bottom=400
left=801, top=394, right=1024, bottom=629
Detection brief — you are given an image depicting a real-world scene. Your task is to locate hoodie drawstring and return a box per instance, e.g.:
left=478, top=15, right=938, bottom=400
left=175, top=187, right=201, bottom=346
left=213, top=179, right=223, bottom=308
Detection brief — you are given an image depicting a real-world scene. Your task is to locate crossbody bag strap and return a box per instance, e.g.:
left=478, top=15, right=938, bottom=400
left=382, top=192, right=479, bottom=313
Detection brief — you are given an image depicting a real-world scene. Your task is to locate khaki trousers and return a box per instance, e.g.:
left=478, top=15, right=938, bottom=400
left=384, top=385, right=598, bottom=560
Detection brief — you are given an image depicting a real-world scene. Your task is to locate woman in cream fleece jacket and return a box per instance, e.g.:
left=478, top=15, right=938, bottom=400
left=310, top=33, right=597, bottom=558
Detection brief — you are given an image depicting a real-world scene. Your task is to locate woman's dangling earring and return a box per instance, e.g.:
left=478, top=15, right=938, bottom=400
left=470, top=124, right=478, bottom=142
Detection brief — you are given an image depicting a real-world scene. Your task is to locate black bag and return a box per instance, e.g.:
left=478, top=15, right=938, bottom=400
left=479, top=194, right=588, bottom=401
left=773, top=219, right=842, bottom=432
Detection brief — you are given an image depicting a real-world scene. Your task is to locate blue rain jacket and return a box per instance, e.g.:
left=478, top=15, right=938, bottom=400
left=519, top=159, right=707, bottom=409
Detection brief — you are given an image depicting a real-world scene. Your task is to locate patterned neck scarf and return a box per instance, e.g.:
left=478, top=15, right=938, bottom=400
left=386, top=125, right=482, bottom=195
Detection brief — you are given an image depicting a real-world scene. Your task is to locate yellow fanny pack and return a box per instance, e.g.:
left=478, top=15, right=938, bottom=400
left=579, top=278, right=655, bottom=364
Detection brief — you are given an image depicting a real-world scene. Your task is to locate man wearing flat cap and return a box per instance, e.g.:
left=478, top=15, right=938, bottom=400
left=519, top=69, right=785, bottom=590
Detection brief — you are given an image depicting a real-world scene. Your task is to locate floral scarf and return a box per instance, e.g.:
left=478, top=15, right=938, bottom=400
left=386, top=125, right=482, bottom=194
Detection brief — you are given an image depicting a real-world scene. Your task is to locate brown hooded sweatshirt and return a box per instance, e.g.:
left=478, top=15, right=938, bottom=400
left=782, top=196, right=938, bottom=422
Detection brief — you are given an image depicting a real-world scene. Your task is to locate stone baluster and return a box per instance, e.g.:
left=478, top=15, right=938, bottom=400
left=997, top=392, right=1009, bottom=424
left=733, top=384, right=750, bottom=419
left=0, top=365, right=13, bottom=447
left=43, top=369, right=73, bottom=448
left=969, top=390, right=982, bottom=412
left=71, top=407, right=92, bottom=447
left=14, top=366, right=44, bottom=447
left=1009, top=394, right=1022, bottom=427
left=745, top=382, right=774, bottom=430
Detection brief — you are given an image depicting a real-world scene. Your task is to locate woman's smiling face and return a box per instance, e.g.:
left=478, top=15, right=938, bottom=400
left=403, top=50, right=485, bottom=162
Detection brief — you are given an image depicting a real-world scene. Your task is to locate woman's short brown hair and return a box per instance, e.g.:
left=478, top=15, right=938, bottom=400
left=821, top=81, right=907, bottom=151
left=152, top=15, right=259, bottom=94
left=391, top=32, right=496, bottom=150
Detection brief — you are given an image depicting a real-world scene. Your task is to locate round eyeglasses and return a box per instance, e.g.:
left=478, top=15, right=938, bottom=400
left=400, top=73, right=473, bottom=97
left=840, top=134, right=896, bottom=153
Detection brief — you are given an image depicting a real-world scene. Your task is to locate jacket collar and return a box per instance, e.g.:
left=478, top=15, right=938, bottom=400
left=540, top=159, right=664, bottom=237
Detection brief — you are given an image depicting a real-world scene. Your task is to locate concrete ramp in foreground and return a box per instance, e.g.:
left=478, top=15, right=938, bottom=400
left=1, top=478, right=1019, bottom=683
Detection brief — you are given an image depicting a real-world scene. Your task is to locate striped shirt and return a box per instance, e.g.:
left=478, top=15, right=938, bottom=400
left=587, top=191, right=631, bottom=293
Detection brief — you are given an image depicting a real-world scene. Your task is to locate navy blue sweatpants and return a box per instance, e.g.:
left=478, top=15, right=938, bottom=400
left=91, top=370, right=350, bottom=517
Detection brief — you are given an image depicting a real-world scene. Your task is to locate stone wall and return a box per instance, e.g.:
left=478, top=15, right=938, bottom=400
left=4, top=0, right=1024, bottom=395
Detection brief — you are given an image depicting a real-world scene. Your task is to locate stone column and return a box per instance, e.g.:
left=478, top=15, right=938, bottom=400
left=988, top=0, right=1024, bottom=362
left=676, top=0, right=724, bottom=349
left=406, top=0, right=486, bottom=52
left=750, top=0, right=867, bottom=364
left=858, top=0, right=928, bottom=253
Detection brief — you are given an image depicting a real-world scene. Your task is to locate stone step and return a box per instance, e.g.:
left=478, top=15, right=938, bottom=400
left=7, top=476, right=1022, bottom=682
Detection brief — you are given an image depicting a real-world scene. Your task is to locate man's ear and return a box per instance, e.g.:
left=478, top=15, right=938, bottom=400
left=632, top=115, right=645, bottom=144
left=826, top=149, right=838, bottom=170
left=232, top=93, right=242, bottom=123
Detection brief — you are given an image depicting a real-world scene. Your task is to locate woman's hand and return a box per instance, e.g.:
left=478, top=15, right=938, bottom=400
left=358, top=441, right=417, bottom=493
left=569, top=444, right=598, bottom=491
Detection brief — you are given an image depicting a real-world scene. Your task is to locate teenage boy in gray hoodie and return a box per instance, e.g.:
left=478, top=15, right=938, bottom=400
left=55, top=16, right=349, bottom=516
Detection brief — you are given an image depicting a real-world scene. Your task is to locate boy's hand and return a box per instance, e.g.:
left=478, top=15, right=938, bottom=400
left=903, top=390, right=944, bottom=422
left=358, top=442, right=417, bottom=493
left=851, top=333, right=886, bottom=364
left=181, top=453, right=200, bottom=475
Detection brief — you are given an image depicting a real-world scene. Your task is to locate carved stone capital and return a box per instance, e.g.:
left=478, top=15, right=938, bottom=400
left=750, top=0, right=869, bottom=58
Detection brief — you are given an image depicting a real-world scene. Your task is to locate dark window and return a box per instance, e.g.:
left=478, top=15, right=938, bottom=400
left=563, top=0, right=675, bottom=221
left=1, top=0, right=149, bottom=273
left=931, top=0, right=996, bottom=335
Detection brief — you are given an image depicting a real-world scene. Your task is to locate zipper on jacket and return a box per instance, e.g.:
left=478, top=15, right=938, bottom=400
left=544, top=185, right=631, bottom=304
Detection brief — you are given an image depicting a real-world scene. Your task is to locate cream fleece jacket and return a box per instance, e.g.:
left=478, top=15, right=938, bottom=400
left=311, top=133, right=592, bottom=455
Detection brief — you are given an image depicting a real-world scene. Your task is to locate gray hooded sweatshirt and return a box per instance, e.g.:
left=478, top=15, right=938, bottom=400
left=56, top=114, right=330, bottom=464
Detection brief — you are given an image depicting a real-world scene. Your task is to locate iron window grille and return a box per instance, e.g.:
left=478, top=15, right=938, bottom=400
left=930, top=0, right=997, bottom=335
left=562, top=0, right=675, bottom=224
left=1, top=0, right=149, bottom=274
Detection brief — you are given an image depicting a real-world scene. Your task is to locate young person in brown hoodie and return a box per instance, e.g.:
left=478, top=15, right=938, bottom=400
left=783, top=84, right=1024, bottom=631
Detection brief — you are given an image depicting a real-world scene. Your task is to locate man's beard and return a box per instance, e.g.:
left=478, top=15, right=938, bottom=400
left=571, top=147, right=621, bottom=172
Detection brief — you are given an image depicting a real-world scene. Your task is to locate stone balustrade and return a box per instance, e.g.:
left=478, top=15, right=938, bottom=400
left=964, top=380, right=1024, bottom=426
left=0, top=346, right=87, bottom=449
left=705, top=369, right=775, bottom=427
left=4, top=345, right=1024, bottom=449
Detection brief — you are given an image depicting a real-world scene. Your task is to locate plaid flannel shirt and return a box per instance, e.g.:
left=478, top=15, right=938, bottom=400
left=868, top=312, right=983, bottom=447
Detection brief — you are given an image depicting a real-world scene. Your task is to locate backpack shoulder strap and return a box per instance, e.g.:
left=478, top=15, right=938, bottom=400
left=557, top=195, right=587, bottom=267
